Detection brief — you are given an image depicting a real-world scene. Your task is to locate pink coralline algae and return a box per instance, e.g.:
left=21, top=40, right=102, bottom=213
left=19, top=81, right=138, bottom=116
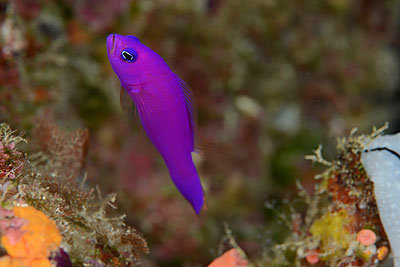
left=0, top=207, right=28, bottom=246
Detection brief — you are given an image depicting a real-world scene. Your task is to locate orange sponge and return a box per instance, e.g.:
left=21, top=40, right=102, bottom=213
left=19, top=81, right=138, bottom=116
left=0, top=206, right=62, bottom=267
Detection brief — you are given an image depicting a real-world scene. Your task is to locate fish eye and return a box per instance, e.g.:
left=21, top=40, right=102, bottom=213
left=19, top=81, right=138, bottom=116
left=121, top=49, right=137, bottom=63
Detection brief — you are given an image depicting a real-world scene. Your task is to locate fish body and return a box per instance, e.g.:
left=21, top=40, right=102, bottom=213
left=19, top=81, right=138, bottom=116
left=106, top=34, right=205, bottom=214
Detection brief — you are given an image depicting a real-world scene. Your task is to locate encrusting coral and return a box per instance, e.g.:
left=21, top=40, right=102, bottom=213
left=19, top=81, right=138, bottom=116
left=207, top=248, right=248, bottom=267
left=0, top=122, right=149, bottom=266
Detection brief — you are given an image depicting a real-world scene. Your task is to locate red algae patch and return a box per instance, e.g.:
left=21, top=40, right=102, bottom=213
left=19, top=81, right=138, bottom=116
left=356, top=229, right=376, bottom=246
left=305, top=250, right=319, bottom=264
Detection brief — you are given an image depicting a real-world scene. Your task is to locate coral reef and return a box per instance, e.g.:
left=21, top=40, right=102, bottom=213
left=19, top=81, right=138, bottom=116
left=260, top=124, right=391, bottom=266
left=0, top=123, right=148, bottom=266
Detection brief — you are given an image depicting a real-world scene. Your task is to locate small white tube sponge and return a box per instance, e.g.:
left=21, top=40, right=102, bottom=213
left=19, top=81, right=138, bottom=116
left=361, top=133, right=400, bottom=267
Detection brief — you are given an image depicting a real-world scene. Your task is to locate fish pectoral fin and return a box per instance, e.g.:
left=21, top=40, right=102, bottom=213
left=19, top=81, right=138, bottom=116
left=120, top=86, right=135, bottom=113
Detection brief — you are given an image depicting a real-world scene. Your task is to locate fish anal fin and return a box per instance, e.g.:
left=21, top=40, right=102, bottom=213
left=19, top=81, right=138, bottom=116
left=120, top=86, right=135, bottom=113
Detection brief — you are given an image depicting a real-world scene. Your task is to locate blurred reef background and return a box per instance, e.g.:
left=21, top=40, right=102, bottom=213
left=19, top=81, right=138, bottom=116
left=1, top=0, right=400, bottom=266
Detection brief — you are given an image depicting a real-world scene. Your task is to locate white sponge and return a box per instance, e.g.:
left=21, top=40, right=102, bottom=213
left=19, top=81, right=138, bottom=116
left=362, top=133, right=400, bottom=267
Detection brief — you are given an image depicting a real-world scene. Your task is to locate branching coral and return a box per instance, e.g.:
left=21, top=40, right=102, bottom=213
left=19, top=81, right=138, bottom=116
left=0, top=122, right=148, bottom=266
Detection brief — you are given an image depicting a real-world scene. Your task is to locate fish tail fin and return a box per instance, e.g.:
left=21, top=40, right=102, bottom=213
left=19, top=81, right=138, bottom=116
left=169, top=164, right=206, bottom=215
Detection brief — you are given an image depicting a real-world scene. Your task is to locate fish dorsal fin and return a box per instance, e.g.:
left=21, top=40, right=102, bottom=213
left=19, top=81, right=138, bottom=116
left=174, top=74, right=198, bottom=152
left=120, top=86, right=135, bottom=113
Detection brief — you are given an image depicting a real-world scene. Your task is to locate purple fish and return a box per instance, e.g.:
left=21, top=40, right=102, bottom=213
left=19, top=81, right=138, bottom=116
left=106, top=34, right=205, bottom=214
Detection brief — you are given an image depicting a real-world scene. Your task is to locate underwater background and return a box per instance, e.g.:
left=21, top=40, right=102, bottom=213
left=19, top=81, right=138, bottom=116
left=1, top=0, right=400, bottom=266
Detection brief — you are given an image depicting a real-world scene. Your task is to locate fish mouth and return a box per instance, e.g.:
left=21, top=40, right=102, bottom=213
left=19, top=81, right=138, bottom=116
left=107, top=34, right=116, bottom=56
left=111, top=34, right=115, bottom=54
